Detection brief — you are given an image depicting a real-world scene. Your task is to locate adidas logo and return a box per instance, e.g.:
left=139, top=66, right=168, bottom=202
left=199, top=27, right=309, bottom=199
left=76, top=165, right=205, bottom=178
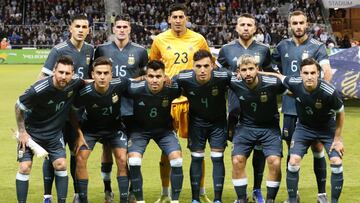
left=92, top=104, right=98, bottom=108
left=138, top=101, right=145, bottom=106
left=48, top=100, right=54, bottom=104
left=239, top=96, right=245, bottom=100
left=108, top=57, right=113, bottom=62
left=296, top=97, right=301, bottom=102
left=232, top=56, right=238, bottom=62
left=285, top=53, right=289, bottom=58
left=189, top=91, right=195, bottom=95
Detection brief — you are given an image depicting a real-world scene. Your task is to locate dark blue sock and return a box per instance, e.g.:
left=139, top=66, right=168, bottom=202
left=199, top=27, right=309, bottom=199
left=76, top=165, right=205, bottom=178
left=190, top=155, right=203, bottom=201
left=54, top=170, right=68, bottom=203
left=16, top=173, right=29, bottom=203
left=252, top=148, right=265, bottom=190
left=77, top=179, right=88, bottom=203
left=117, top=176, right=129, bottom=203
left=129, top=165, right=143, bottom=201
left=101, top=162, right=113, bottom=192
left=170, top=166, right=183, bottom=200
left=43, top=159, right=54, bottom=195
left=331, top=164, right=343, bottom=203
left=211, top=156, right=225, bottom=201
left=286, top=167, right=299, bottom=203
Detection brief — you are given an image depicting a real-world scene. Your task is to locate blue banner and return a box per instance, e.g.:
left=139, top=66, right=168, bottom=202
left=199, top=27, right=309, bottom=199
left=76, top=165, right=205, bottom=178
left=330, top=47, right=360, bottom=99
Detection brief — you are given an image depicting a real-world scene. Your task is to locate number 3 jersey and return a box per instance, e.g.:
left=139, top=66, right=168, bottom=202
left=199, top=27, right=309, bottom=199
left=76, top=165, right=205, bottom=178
left=73, top=77, right=130, bottom=135
left=17, top=77, right=84, bottom=139
left=149, top=29, right=210, bottom=78
left=272, top=37, right=329, bottom=115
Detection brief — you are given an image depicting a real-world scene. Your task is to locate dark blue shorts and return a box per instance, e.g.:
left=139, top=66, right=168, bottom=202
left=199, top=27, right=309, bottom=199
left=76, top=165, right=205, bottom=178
left=128, top=129, right=181, bottom=156
left=282, top=114, right=297, bottom=142
left=290, top=123, right=339, bottom=158
left=232, top=125, right=282, bottom=157
left=187, top=120, right=227, bottom=151
left=80, top=130, right=128, bottom=150
left=18, top=131, right=66, bottom=163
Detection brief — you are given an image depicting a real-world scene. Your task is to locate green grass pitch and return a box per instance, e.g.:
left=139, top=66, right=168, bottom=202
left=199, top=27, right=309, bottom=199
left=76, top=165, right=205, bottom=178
left=0, top=64, right=360, bottom=202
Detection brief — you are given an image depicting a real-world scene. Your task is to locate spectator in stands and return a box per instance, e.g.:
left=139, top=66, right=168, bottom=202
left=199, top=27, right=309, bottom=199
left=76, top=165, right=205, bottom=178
left=0, top=37, right=10, bottom=49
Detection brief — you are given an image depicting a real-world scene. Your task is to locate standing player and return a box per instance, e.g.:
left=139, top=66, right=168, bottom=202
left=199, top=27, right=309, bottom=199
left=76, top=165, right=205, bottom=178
left=15, top=56, right=83, bottom=203
left=73, top=57, right=129, bottom=203
left=127, top=60, right=183, bottom=203
left=173, top=50, right=232, bottom=203
left=264, top=58, right=344, bottom=203
left=94, top=14, right=148, bottom=202
left=216, top=13, right=272, bottom=203
left=39, top=14, right=94, bottom=202
left=229, top=55, right=284, bottom=203
left=272, top=10, right=333, bottom=203
left=149, top=4, right=212, bottom=203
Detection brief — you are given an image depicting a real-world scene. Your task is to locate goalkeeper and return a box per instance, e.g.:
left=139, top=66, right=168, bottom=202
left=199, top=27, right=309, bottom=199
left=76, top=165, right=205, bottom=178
left=14, top=56, right=84, bottom=203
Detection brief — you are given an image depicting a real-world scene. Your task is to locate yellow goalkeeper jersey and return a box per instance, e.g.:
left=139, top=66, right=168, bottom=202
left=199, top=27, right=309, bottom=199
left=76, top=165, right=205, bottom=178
left=149, top=29, right=210, bottom=78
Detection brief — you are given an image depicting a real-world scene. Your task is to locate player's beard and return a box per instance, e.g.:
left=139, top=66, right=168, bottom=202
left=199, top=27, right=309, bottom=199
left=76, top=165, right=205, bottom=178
left=239, top=34, right=252, bottom=41
left=292, top=29, right=306, bottom=39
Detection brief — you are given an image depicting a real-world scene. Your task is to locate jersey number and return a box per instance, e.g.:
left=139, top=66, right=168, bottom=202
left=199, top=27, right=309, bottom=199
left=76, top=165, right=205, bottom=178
left=201, top=98, right=208, bottom=108
left=251, top=102, right=257, bottom=112
left=149, top=107, right=158, bottom=118
left=77, top=67, right=84, bottom=78
left=291, top=60, right=298, bottom=72
left=102, top=106, right=113, bottom=116
left=115, top=65, right=127, bottom=77
left=174, top=52, right=188, bottom=64
left=55, top=101, right=65, bottom=112
left=305, top=106, right=313, bottom=115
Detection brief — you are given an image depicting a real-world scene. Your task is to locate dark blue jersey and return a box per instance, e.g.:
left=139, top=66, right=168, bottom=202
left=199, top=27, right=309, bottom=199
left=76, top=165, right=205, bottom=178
left=74, top=77, right=130, bottom=134
left=283, top=76, right=344, bottom=129
left=174, top=69, right=232, bottom=125
left=216, top=40, right=272, bottom=71
left=94, top=41, right=148, bottom=78
left=127, top=80, right=181, bottom=131
left=94, top=41, right=148, bottom=116
left=272, top=37, right=329, bottom=115
left=229, top=74, right=286, bottom=128
left=42, top=40, right=94, bottom=79
left=17, top=77, right=84, bottom=139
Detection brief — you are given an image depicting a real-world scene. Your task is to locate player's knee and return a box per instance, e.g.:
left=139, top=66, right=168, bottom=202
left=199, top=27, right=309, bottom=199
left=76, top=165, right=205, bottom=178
left=18, top=162, right=32, bottom=174
left=267, top=155, right=281, bottom=167
left=232, top=155, right=246, bottom=168
left=53, top=159, right=67, bottom=171
left=330, top=157, right=342, bottom=165
left=116, top=155, right=127, bottom=168
left=128, top=157, right=142, bottom=166
left=170, top=158, right=183, bottom=167
left=288, top=155, right=301, bottom=166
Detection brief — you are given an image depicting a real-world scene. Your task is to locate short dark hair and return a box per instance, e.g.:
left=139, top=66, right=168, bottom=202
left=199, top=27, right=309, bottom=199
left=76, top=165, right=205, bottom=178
left=300, top=58, right=321, bottom=72
left=193, top=50, right=213, bottom=62
left=238, top=13, right=256, bottom=21
left=92, top=56, right=113, bottom=69
left=54, top=55, right=74, bottom=70
left=71, top=14, right=88, bottom=23
left=114, top=14, right=131, bottom=24
left=289, top=10, right=307, bottom=22
left=169, top=3, right=187, bottom=16
left=146, top=60, right=165, bottom=72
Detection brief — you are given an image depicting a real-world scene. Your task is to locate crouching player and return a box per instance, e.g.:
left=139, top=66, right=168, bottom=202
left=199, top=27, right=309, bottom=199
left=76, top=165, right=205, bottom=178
left=15, top=56, right=84, bottom=203
left=126, top=60, right=183, bottom=203
left=73, top=57, right=130, bottom=203
left=230, top=55, right=284, bottom=203
left=263, top=58, right=345, bottom=203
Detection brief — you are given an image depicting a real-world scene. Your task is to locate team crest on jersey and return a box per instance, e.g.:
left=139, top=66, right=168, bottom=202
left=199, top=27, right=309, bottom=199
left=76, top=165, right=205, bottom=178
left=212, top=86, right=219, bottom=96
left=315, top=99, right=322, bottom=109
left=260, top=92, right=268, bottom=102
left=67, top=91, right=73, bottom=98
left=128, top=139, right=132, bottom=148
left=162, top=98, right=169, bottom=107
left=254, top=54, right=260, bottom=64
left=302, top=51, right=309, bottom=60
left=86, top=54, right=91, bottom=65
left=128, top=54, right=135, bottom=65
left=112, top=93, right=119, bottom=103
left=166, top=46, right=171, bottom=50
left=189, top=46, right=194, bottom=51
